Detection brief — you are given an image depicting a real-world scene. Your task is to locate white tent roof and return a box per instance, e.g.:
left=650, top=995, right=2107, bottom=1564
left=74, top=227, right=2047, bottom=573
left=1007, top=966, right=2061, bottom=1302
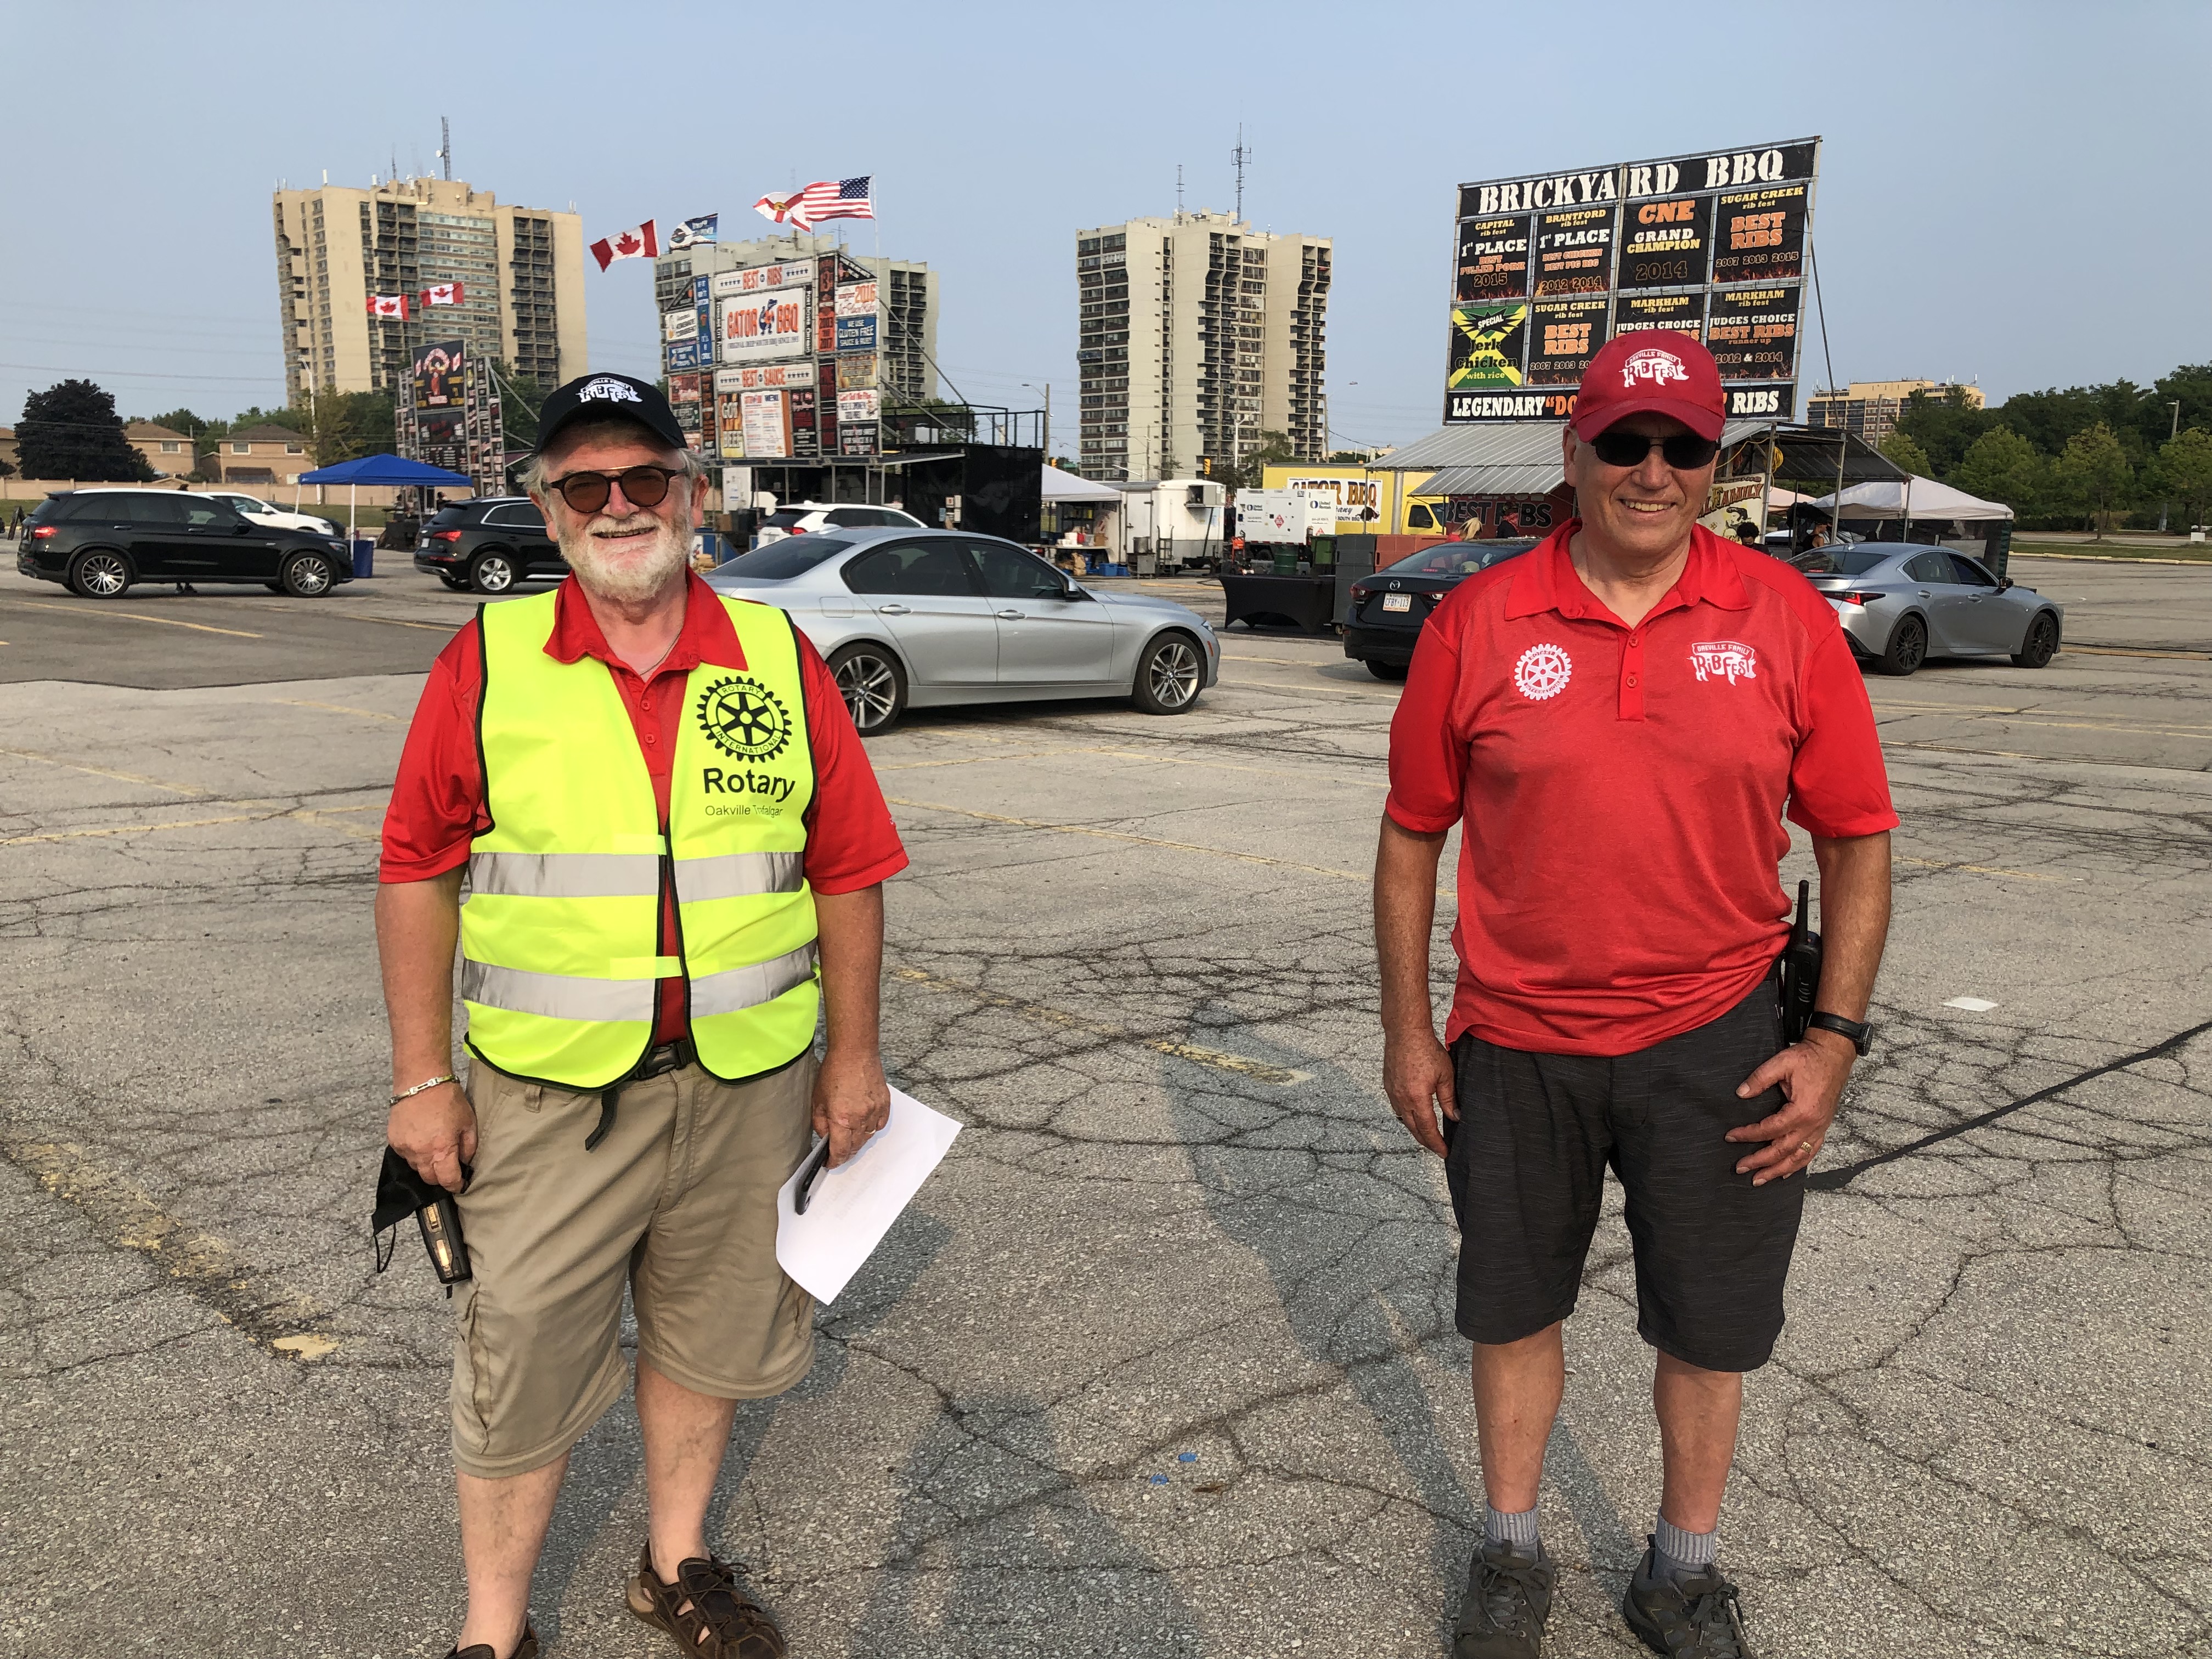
left=1811, top=476, right=2012, bottom=521
left=1040, top=466, right=1121, bottom=504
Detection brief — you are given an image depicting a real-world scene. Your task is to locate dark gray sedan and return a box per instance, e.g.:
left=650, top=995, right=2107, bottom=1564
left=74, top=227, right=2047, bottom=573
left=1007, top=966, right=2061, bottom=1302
left=1802, top=545, right=2064, bottom=676
left=705, top=528, right=1219, bottom=733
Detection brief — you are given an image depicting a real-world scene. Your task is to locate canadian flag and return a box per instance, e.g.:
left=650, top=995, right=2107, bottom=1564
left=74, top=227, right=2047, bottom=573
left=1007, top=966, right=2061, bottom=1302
left=589, top=219, right=658, bottom=272
left=365, top=293, right=410, bottom=319
left=421, top=281, right=465, bottom=308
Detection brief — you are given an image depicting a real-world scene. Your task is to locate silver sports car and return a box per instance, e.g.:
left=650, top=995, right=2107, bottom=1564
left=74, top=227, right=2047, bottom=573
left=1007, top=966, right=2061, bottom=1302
left=704, top=528, right=1219, bottom=733
left=1801, top=545, right=2064, bottom=676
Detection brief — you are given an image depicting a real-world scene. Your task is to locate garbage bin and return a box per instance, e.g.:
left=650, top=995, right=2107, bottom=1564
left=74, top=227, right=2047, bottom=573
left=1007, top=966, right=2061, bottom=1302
left=351, top=538, right=375, bottom=579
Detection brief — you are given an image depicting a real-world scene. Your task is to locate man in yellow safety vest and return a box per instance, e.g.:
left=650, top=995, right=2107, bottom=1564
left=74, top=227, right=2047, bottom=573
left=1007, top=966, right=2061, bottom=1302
left=378, top=373, right=909, bottom=1659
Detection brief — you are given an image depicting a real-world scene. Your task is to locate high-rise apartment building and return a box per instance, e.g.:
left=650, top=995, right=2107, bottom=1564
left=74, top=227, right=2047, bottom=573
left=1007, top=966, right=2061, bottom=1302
left=654, top=230, right=939, bottom=402
left=1074, top=211, right=1331, bottom=482
left=1807, top=379, right=1984, bottom=448
left=272, top=176, right=586, bottom=404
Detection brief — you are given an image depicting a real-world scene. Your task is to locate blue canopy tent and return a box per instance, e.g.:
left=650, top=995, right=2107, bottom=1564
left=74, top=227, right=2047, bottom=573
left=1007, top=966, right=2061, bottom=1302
left=296, top=453, right=476, bottom=540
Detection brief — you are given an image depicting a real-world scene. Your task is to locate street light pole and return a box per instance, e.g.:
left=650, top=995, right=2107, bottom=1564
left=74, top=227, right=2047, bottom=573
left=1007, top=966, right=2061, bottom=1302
left=2161, top=398, right=2181, bottom=533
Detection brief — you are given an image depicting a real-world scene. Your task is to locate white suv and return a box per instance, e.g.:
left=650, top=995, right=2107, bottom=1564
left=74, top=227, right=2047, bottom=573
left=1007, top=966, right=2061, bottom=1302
left=207, top=491, right=342, bottom=538
left=754, top=502, right=925, bottom=548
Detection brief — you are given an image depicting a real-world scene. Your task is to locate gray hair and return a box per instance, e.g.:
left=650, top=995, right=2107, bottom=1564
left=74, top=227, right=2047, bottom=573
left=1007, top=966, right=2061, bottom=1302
left=517, top=415, right=710, bottom=498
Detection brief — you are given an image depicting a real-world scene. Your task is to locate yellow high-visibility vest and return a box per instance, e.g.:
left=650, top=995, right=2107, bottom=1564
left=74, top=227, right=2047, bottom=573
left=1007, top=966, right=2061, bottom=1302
left=460, top=588, right=819, bottom=1090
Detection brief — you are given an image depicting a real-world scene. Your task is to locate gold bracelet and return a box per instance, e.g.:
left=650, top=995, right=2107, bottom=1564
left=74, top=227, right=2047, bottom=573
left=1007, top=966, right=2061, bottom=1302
left=388, top=1073, right=457, bottom=1107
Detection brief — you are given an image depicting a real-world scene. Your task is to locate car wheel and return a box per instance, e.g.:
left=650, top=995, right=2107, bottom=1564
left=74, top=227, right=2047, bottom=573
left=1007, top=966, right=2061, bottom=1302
left=827, top=642, right=907, bottom=735
left=280, top=552, right=335, bottom=597
left=1132, top=631, right=1205, bottom=714
left=1876, top=613, right=1926, bottom=676
left=469, top=550, right=517, bottom=595
left=1367, top=659, right=1408, bottom=681
left=438, top=573, right=471, bottom=591
left=2012, top=611, right=2059, bottom=668
left=67, top=549, right=132, bottom=599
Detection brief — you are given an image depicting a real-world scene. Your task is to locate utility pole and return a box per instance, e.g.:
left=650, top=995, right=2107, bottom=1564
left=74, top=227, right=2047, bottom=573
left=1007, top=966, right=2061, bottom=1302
left=1232, top=126, right=1250, bottom=221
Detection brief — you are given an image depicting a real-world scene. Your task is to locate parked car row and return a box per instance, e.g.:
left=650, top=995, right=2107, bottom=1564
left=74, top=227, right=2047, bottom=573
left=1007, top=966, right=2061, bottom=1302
left=1341, top=538, right=2063, bottom=681
left=14, top=489, right=353, bottom=597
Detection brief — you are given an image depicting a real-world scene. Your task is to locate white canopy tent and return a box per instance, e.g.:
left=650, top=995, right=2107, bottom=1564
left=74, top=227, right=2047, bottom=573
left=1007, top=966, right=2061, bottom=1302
left=1810, top=477, right=2013, bottom=522
left=1040, top=466, right=1122, bottom=503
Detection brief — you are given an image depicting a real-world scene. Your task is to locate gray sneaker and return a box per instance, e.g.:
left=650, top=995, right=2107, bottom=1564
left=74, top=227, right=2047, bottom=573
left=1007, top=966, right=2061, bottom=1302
left=1621, top=1538, right=1753, bottom=1658
left=1453, top=1537, right=1555, bottom=1658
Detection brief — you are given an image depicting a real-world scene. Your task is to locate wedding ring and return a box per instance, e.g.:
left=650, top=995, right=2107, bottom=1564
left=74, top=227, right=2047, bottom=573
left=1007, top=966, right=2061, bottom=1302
left=1797, top=1139, right=1815, bottom=1155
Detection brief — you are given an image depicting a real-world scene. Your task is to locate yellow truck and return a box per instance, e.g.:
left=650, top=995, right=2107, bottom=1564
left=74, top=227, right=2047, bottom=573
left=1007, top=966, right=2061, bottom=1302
left=1260, top=464, right=1448, bottom=537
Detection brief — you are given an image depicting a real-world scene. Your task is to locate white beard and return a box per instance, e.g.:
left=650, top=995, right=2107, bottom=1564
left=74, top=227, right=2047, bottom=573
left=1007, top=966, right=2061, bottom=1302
left=560, top=512, right=690, bottom=605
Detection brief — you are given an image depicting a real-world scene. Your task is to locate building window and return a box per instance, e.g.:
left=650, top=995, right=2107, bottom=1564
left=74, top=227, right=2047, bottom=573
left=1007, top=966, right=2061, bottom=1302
left=231, top=442, right=249, bottom=454
left=161, top=441, right=181, bottom=453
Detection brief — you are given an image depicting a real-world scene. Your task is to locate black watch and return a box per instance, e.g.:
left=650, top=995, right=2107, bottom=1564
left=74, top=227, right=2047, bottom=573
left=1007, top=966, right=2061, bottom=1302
left=1806, top=1011, right=1872, bottom=1056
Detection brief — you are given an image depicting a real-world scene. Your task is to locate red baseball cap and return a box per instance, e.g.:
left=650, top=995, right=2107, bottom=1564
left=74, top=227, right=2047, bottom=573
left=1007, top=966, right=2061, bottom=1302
left=1571, top=330, right=1726, bottom=442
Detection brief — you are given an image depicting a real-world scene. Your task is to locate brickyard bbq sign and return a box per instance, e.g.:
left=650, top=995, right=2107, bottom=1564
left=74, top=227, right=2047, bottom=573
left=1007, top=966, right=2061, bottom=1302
left=1445, top=139, right=1819, bottom=425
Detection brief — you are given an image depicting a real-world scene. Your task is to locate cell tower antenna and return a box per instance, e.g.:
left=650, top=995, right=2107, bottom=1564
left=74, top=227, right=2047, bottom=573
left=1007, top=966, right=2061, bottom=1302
left=438, top=116, right=451, bottom=181
left=1232, top=125, right=1250, bottom=221
left=1176, top=163, right=1184, bottom=217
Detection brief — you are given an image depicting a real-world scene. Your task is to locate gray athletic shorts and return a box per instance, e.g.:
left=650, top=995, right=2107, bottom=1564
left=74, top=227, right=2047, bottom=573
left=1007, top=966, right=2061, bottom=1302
left=1443, top=975, right=1804, bottom=1373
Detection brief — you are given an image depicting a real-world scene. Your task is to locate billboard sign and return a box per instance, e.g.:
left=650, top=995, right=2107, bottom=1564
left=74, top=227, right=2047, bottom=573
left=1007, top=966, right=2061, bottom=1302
left=411, top=337, right=467, bottom=472
left=1447, top=138, right=1818, bottom=421
left=836, top=313, right=879, bottom=352
left=714, top=363, right=814, bottom=392
left=710, top=259, right=814, bottom=298
left=719, top=287, right=810, bottom=363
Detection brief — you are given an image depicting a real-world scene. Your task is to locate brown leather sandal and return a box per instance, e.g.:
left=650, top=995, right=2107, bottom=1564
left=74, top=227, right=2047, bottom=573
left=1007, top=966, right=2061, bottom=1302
left=626, top=1543, right=787, bottom=1659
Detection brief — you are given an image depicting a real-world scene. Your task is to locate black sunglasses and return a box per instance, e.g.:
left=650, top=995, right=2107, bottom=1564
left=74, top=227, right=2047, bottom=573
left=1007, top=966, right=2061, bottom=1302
left=545, top=465, right=680, bottom=514
left=1587, top=430, right=1722, bottom=470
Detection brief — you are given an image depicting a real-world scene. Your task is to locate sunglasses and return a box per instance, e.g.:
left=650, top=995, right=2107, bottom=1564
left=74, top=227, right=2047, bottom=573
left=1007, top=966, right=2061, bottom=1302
left=1587, top=430, right=1722, bottom=470
left=544, top=465, right=680, bottom=514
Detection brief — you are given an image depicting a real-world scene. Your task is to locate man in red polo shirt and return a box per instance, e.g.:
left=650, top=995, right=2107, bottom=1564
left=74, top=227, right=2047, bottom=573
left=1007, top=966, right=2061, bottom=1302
left=1376, top=332, right=1894, bottom=1659
left=378, top=374, right=906, bottom=1659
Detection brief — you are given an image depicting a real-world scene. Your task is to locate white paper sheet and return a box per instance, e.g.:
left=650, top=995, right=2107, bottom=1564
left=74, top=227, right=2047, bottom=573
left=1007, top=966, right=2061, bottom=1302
left=774, top=1087, right=961, bottom=1304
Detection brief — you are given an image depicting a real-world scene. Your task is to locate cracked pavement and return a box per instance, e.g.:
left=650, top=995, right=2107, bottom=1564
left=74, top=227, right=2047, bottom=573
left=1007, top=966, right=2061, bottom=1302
left=0, top=555, right=2206, bottom=1657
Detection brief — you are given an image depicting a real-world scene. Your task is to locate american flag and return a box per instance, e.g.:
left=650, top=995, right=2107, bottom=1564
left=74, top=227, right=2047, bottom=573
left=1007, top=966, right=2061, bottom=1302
left=792, top=176, right=873, bottom=230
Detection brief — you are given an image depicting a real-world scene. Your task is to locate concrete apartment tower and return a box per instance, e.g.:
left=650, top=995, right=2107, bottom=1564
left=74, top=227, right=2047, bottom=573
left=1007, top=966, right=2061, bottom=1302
left=272, top=176, right=587, bottom=403
left=656, top=230, right=939, bottom=403
left=1074, top=211, right=1331, bottom=482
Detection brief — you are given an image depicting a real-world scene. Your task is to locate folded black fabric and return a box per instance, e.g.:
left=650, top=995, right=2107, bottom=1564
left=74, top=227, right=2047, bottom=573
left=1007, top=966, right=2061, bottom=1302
left=372, top=1146, right=471, bottom=1275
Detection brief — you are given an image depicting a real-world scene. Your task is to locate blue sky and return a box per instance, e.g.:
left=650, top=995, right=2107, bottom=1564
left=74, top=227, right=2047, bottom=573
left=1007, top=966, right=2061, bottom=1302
left=8, top=1, right=2204, bottom=455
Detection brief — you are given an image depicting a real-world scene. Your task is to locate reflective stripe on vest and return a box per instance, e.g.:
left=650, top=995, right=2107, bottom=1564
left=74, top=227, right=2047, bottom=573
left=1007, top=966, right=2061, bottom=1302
left=460, top=588, right=819, bottom=1090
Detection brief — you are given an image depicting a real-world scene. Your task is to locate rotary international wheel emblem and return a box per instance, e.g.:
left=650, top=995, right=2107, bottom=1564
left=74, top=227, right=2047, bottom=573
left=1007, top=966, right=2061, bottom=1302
left=1513, top=643, right=1572, bottom=701
left=696, top=675, right=793, bottom=763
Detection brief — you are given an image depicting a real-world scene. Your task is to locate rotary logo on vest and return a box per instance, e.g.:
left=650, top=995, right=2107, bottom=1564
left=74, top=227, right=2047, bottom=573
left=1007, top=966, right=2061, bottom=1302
left=696, top=674, right=797, bottom=802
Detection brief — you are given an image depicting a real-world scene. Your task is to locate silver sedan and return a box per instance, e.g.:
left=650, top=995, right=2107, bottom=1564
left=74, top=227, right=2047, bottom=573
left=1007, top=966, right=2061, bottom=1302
left=704, top=528, right=1220, bottom=733
left=1802, top=545, right=2064, bottom=676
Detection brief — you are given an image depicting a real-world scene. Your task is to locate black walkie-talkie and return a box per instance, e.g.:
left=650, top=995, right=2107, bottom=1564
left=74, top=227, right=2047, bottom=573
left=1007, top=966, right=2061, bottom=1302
left=1779, top=879, right=1823, bottom=1045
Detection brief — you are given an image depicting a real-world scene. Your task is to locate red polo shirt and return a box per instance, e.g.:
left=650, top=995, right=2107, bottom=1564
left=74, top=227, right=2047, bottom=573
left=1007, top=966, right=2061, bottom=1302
left=380, top=573, right=908, bottom=1044
left=1385, top=522, right=1897, bottom=1057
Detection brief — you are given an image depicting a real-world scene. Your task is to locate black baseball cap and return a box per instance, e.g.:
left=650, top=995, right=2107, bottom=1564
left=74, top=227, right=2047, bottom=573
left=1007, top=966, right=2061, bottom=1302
left=533, top=372, right=687, bottom=456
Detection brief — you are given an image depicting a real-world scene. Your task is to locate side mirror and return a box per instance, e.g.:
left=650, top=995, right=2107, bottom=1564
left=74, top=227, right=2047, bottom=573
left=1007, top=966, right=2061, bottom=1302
left=1998, top=576, right=2013, bottom=591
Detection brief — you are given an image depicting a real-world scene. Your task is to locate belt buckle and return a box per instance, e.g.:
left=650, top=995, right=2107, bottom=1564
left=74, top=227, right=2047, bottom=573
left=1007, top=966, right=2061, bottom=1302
left=639, top=1041, right=684, bottom=1079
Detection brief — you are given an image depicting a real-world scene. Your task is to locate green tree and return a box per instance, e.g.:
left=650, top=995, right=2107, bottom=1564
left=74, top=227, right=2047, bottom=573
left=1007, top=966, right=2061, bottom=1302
left=17, top=380, right=153, bottom=481
left=2153, top=427, right=2212, bottom=533
left=1223, top=428, right=1301, bottom=493
left=286, top=390, right=393, bottom=467
left=489, top=362, right=545, bottom=452
left=2054, top=421, right=2135, bottom=538
left=1327, top=449, right=1372, bottom=464
left=1878, top=430, right=1932, bottom=478
left=1951, top=427, right=2051, bottom=520
left=1893, top=385, right=1993, bottom=477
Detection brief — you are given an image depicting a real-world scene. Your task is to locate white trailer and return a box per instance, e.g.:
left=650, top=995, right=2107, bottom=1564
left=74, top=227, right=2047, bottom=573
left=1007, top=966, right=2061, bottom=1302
left=1118, top=479, right=1226, bottom=572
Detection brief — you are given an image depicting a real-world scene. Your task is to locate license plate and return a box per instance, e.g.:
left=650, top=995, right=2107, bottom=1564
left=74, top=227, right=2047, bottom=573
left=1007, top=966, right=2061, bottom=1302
left=1381, top=592, right=1412, bottom=612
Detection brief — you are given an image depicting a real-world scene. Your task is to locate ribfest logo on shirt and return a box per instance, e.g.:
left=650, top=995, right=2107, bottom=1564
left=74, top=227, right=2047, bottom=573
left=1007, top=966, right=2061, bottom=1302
left=1689, top=640, right=1758, bottom=684
left=1514, top=643, right=1573, bottom=701
left=1622, top=348, right=1688, bottom=388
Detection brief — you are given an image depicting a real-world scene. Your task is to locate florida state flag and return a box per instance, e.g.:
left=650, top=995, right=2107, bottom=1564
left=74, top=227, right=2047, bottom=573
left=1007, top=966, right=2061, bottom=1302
left=421, top=282, right=465, bottom=308
left=589, top=221, right=658, bottom=272
left=366, top=294, right=410, bottom=319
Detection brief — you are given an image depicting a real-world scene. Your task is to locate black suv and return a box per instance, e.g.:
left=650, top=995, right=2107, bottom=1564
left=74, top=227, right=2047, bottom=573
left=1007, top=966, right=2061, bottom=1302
left=415, top=498, right=566, bottom=593
left=16, top=490, right=353, bottom=599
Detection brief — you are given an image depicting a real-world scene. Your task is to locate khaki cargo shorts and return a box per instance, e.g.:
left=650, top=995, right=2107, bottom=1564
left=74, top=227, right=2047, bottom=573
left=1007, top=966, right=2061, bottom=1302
left=448, top=1054, right=817, bottom=1479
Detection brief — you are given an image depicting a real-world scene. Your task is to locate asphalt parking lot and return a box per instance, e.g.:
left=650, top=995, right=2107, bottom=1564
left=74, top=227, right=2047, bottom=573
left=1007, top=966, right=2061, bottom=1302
left=1, top=552, right=2207, bottom=1659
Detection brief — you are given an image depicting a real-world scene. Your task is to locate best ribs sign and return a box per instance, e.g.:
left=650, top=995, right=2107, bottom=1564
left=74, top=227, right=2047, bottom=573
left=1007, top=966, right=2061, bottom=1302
left=1444, top=138, right=1819, bottom=424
